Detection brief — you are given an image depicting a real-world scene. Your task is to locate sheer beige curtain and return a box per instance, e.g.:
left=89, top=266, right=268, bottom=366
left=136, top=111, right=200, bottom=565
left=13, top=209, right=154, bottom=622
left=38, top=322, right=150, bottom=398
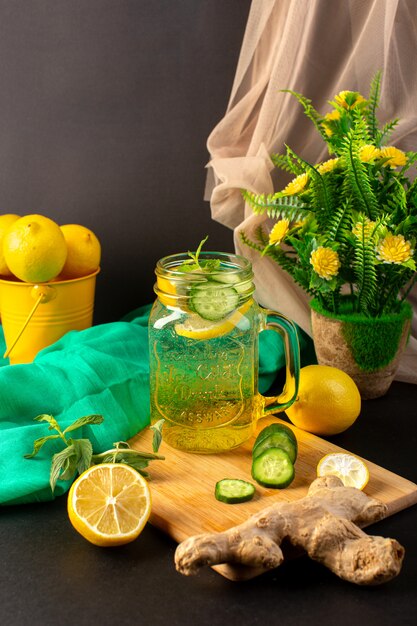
left=205, top=0, right=417, bottom=383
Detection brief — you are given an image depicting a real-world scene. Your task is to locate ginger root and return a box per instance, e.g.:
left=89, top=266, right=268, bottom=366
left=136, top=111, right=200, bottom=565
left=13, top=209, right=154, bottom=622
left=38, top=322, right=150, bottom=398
left=175, top=476, right=405, bottom=585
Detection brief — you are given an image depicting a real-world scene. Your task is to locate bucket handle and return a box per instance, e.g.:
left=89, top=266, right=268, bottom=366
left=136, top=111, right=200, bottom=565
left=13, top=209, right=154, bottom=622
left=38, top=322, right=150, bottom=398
left=3, top=285, right=57, bottom=360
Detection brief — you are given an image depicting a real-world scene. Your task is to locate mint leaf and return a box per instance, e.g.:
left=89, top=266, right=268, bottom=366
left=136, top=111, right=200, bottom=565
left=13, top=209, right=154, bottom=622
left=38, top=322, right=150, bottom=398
left=63, top=414, right=104, bottom=435
left=112, top=441, right=130, bottom=450
left=99, top=451, right=150, bottom=470
left=177, top=237, right=222, bottom=275
left=59, top=455, right=78, bottom=482
left=24, top=434, right=61, bottom=459
left=199, top=259, right=221, bottom=271
left=72, top=438, right=94, bottom=475
left=177, top=262, right=201, bottom=273
left=26, top=414, right=164, bottom=491
left=150, top=419, right=165, bottom=453
left=34, top=414, right=62, bottom=432
left=187, top=235, right=208, bottom=266
left=91, top=442, right=164, bottom=477
left=50, top=445, right=77, bottom=492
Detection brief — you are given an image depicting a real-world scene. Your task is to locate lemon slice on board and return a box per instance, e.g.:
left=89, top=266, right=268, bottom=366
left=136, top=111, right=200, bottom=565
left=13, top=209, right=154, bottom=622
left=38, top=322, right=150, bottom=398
left=317, top=452, right=370, bottom=490
left=175, top=300, right=252, bottom=340
left=67, top=463, right=151, bottom=546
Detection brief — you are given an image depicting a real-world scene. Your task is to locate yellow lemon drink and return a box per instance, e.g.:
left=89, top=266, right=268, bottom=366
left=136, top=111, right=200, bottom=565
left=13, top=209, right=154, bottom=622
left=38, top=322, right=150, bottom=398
left=149, top=250, right=300, bottom=454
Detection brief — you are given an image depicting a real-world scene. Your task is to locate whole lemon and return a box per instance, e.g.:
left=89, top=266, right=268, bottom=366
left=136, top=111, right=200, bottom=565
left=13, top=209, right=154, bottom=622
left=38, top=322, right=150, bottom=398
left=0, top=214, right=20, bottom=275
left=59, top=224, right=101, bottom=279
left=3, top=214, right=67, bottom=283
left=286, top=365, right=361, bottom=436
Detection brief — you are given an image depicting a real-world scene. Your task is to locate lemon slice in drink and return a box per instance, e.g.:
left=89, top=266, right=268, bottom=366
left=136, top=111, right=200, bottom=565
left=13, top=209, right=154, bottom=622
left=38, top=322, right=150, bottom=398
left=317, top=452, right=369, bottom=490
left=156, top=276, right=180, bottom=307
left=175, top=300, right=252, bottom=340
left=67, top=463, right=152, bottom=546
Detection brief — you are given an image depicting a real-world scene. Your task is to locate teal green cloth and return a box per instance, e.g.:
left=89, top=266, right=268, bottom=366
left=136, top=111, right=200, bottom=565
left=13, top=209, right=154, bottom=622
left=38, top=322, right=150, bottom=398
left=0, top=306, right=152, bottom=506
left=0, top=305, right=315, bottom=505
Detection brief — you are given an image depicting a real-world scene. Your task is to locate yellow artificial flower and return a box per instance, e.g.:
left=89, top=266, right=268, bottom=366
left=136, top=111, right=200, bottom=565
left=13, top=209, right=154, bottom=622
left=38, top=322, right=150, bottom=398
left=334, top=90, right=367, bottom=109
left=322, top=110, right=341, bottom=137
left=324, top=110, right=341, bottom=122
left=269, top=219, right=290, bottom=245
left=310, top=247, right=341, bottom=280
left=376, top=234, right=413, bottom=264
left=359, top=145, right=380, bottom=163
left=316, top=158, right=339, bottom=175
left=282, top=173, right=309, bottom=196
left=352, top=218, right=377, bottom=239
left=379, top=146, right=407, bottom=168
left=293, top=218, right=307, bottom=229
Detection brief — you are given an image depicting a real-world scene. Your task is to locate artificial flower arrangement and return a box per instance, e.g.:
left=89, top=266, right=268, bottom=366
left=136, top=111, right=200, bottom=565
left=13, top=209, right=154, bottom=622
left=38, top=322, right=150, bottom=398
left=241, top=72, right=417, bottom=319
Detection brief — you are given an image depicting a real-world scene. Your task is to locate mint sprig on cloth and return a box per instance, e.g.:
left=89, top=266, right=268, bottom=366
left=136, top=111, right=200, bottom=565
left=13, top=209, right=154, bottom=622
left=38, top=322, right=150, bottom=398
left=25, top=414, right=164, bottom=493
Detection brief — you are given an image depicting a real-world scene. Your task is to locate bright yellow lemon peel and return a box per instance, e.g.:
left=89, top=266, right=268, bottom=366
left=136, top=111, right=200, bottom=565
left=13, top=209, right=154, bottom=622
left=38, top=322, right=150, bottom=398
left=60, top=224, right=101, bottom=279
left=3, top=214, right=67, bottom=283
left=285, top=365, right=361, bottom=436
left=67, top=463, right=152, bottom=547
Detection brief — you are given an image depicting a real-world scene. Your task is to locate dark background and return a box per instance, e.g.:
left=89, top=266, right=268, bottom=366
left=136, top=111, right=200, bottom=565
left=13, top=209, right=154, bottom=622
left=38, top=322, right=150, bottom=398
left=0, top=0, right=251, bottom=322
left=1, top=5, right=417, bottom=625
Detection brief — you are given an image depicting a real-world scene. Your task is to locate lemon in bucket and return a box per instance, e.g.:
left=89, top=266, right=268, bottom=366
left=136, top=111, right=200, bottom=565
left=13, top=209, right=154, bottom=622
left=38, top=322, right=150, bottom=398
left=0, top=214, right=100, bottom=364
left=59, top=224, right=101, bottom=279
left=0, top=213, right=20, bottom=276
left=3, top=214, right=67, bottom=282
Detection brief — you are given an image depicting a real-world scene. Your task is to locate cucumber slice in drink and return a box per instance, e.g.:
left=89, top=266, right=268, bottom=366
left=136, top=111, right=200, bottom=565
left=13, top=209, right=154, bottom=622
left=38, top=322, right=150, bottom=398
left=251, top=448, right=295, bottom=489
left=215, top=479, right=256, bottom=504
left=190, top=283, right=239, bottom=321
left=208, top=270, right=249, bottom=294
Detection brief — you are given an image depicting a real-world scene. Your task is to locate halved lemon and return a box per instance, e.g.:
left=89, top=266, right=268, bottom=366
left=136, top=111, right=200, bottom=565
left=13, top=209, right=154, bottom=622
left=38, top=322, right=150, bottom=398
left=67, top=463, right=151, bottom=547
left=317, top=452, right=369, bottom=490
left=175, top=300, right=252, bottom=340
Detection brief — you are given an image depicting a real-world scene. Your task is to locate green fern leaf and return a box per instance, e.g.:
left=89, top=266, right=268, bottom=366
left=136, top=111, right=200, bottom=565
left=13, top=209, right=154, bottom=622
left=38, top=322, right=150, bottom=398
left=326, top=202, right=353, bottom=243
left=282, top=90, right=330, bottom=144
left=266, top=246, right=316, bottom=295
left=239, top=230, right=265, bottom=254
left=340, top=120, right=379, bottom=220
left=284, top=146, right=333, bottom=215
left=241, top=190, right=282, bottom=215
left=353, top=216, right=378, bottom=313
left=254, top=225, right=269, bottom=247
left=271, top=153, right=301, bottom=175
left=365, top=71, right=381, bottom=142
left=241, top=189, right=308, bottom=220
left=379, top=118, right=399, bottom=146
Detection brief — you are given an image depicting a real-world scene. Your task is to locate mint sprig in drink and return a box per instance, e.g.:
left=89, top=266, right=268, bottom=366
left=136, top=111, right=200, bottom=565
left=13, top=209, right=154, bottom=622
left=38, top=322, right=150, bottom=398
left=149, top=240, right=300, bottom=454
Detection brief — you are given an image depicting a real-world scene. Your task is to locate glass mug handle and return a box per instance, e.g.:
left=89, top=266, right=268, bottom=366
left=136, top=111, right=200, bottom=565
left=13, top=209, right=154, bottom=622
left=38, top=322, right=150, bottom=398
left=259, top=309, right=300, bottom=414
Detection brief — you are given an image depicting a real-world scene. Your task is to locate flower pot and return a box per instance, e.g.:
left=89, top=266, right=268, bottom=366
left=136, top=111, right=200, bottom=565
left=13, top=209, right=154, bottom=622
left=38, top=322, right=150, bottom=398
left=310, top=298, right=412, bottom=400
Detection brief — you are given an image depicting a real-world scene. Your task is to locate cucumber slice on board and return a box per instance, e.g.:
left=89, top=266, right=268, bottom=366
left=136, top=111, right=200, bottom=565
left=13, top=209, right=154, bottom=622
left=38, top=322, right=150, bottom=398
left=253, top=423, right=297, bottom=450
left=215, top=479, right=256, bottom=504
left=252, top=433, right=298, bottom=463
left=190, top=283, right=239, bottom=321
left=252, top=424, right=298, bottom=463
left=251, top=448, right=295, bottom=489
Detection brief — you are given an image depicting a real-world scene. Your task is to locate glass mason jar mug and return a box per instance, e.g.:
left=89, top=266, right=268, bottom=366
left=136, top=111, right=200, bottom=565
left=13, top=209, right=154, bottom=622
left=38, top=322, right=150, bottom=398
left=149, top=251, right=300, bottom=453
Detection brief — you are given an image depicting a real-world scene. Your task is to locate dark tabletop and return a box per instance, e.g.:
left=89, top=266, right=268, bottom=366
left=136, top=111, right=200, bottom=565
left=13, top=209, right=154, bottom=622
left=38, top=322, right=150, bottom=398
left=1, top=381, right=417, bottom=626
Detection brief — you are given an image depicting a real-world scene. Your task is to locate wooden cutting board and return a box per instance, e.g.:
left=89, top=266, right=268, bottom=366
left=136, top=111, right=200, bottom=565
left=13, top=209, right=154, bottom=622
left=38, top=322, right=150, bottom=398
left=129, top=416, right=417, bottom=580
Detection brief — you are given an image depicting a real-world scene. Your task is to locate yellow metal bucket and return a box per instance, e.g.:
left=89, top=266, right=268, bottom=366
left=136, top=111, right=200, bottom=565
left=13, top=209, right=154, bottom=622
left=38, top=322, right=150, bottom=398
left=0, top=269, right=99, bottom=365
